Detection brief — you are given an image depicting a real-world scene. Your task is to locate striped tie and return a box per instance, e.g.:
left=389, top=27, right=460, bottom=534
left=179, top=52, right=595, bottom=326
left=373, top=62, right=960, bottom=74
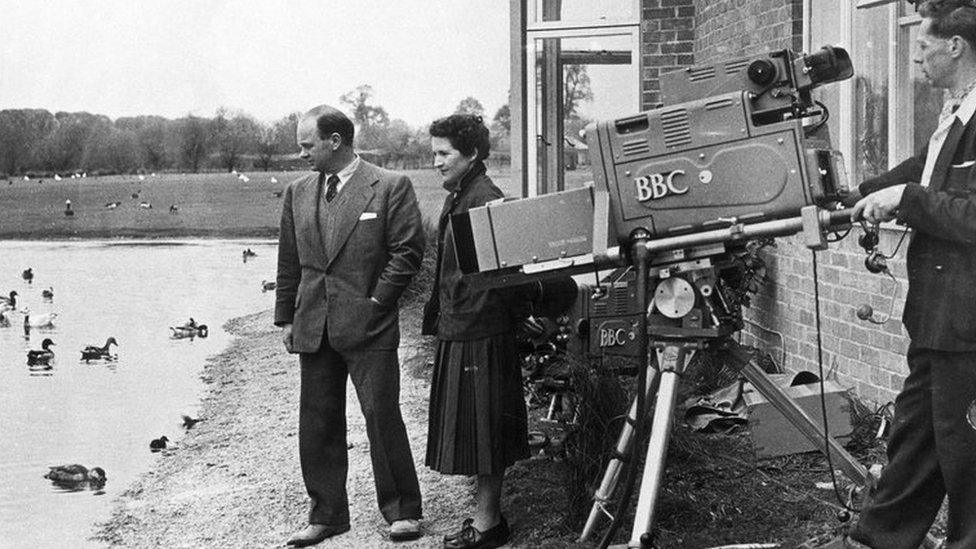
left=325, top=174, right=339, bottom=202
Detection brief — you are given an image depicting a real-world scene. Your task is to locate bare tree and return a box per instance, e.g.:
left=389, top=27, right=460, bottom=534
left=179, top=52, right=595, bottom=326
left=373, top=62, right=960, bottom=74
left=0, top=109, right=56, bottom=175
left=171, top=115, right=210, bottom=173
left=340, top=85, right=390, bottom=151
left=454, top=96, right=485, bottom=117
left=563, top=64, right=594, bottom=120
left=210, top=108, right=262, bottom=173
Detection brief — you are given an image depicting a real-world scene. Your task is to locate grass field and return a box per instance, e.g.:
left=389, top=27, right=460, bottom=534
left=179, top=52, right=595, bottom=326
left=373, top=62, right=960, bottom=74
left=0, top=167, right=521, bottom=239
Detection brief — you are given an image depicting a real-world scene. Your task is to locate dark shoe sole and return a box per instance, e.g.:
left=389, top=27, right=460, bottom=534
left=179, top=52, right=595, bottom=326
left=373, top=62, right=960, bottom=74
left=390, top=530, right=423, bottom=542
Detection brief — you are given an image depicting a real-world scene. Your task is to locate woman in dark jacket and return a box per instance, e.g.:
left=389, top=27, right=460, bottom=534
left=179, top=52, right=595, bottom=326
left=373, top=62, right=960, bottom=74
left=423, top=114, right=528, bottom=549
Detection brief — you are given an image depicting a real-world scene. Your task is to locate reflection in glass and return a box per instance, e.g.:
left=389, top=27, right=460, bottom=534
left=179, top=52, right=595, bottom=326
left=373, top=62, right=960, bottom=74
left=909, top=24, right=944, bottom=155
left=530, top=33, right=637, bottom=191
left=853, top=7, right=890, bottom=182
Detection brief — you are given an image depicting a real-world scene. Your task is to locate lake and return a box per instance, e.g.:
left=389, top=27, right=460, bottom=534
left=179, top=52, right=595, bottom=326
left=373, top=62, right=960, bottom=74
left=0, top=239, right=279, bottom=547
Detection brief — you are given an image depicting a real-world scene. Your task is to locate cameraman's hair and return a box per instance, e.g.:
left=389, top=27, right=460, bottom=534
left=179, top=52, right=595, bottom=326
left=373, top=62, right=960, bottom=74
left=920, top=0, right=976, bottom=52
left=429, top=114, right=490, bottom=161
left=305, top=105, right=355, bottom=147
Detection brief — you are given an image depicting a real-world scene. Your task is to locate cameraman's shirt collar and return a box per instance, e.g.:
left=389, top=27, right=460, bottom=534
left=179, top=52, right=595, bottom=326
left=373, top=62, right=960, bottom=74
left=921, top=88, right=976, bottom=188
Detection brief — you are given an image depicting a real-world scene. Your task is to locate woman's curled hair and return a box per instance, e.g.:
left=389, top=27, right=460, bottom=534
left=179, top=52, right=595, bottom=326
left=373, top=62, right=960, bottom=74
left=429, top=114, right=490, bottom=161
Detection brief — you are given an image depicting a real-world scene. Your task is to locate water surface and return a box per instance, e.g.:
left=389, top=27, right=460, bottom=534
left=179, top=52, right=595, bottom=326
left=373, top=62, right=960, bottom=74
left=0, top=239, right=278, bottom=547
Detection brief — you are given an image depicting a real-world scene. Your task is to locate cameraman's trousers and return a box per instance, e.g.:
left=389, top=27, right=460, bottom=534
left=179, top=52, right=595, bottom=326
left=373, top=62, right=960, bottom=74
left=850, top=348, right=976, bottom=549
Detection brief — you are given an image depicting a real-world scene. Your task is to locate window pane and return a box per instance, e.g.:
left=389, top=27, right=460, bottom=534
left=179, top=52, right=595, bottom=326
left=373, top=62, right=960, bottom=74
left=908, top=24, right=943, bottom=155
left=531, top=0, right=637, bottom=25
left=852, top=7, right=890, bottom=182
left=529, top=33, right=638, bottom=191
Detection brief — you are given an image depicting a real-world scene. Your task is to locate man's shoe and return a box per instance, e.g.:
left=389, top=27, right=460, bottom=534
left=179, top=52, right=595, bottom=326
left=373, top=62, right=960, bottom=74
left=443, top=516, right=510, bottom=549
left=390, top=518, right=422, bottom=542
left=286, top=524, right=350, bottom=547
left=444, top=518, right=473, bottom=543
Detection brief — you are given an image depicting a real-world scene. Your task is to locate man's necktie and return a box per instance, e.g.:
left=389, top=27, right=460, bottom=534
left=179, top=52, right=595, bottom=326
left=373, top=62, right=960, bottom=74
left=325, top=174, right=339, bottom=203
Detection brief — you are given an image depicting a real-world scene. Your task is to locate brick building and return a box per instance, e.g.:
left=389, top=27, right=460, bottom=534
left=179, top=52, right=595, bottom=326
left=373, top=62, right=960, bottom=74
left=509, top=0, right=929, bottom=405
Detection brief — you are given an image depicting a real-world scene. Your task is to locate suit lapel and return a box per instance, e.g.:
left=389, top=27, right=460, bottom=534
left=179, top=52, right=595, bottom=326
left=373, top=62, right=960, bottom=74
left=326, top=163, right=376, bottom=269
left=930, top=118, right=965, bottom=192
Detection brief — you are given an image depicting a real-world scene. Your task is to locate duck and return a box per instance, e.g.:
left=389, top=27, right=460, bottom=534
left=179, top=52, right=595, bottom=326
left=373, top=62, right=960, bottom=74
left=81, top=337, right=118, bottom=362
left=27, top=338, right=56, bottom=366
left=22, top=268, right=33, bottom=284
left=105, top=201, right=121, bottom=209
left=169, top=204, right=179, bottom=213
left=41, top=287, right=54, bottom=300
left=0, top=290, right=16, bottom=311
left=181, top=414, right=202, bottom=429
left=242, top=248, right=257, bottom=259
left=170, top=318, right=208, bottom=339
left=0, top=310, right=9, bottom=328
left=44, top=464, right=107, bottom=488
left=261, top=280, right=276, bottom=293
left=149, top=436, right=169, bottom=452
left=22, top=308, right=57, bottom=328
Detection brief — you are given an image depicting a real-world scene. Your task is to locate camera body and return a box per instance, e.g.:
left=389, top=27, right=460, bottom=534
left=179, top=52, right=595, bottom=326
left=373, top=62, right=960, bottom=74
left=588, top=46, right=852, bottom=240
left=452, top=46, right=853, bottom=276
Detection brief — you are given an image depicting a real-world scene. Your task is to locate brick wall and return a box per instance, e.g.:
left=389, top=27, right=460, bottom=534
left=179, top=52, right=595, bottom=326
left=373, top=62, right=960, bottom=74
left=693, top=0, right=803, bottom=63
left=641, top=0, right=696, bottom=110
left=740, top=230, right=909, bottom=405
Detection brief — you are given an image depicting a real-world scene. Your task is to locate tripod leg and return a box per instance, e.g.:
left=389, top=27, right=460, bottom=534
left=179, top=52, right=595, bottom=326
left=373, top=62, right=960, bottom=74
left=579, top=368, right=659, bottom=542
left=629, top=345, right=697, bottom=548
left=726, top=342, right=868, bottom=484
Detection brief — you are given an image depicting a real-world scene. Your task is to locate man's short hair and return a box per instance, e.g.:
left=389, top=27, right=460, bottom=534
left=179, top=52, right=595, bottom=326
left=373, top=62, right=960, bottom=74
left=920, top=0, right=976, bottom=53
left=305, top=105, right=355, bottom=147
left=429, top=114, right=490, bottom=161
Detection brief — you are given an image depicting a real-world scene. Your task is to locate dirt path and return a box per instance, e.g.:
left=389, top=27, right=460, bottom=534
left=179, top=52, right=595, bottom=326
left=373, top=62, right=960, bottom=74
left=94, top=306, right=477, bottom=548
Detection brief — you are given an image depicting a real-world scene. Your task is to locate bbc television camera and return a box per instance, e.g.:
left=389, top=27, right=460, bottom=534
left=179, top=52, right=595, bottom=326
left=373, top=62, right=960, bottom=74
left=454, top=46, right=868, bottom=548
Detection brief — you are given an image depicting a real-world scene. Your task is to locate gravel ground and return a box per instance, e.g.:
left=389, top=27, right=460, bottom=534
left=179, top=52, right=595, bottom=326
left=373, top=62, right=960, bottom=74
left=94, top=305, right=480, bottom=548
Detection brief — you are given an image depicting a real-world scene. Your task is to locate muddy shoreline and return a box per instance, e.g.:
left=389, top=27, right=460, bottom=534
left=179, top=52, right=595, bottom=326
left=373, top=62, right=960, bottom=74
left=93, top=305, right=474, bottom=548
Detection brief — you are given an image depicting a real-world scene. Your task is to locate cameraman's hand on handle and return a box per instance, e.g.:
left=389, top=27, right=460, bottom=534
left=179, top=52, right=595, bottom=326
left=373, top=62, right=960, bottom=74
left=851, top=184, right=906, bottom=224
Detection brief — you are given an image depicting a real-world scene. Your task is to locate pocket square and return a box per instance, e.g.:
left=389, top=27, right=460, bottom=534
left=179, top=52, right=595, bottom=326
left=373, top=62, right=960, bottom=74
left=359, top=212, right=378, bottom=220
left=952, top=160, right=976, bottom=168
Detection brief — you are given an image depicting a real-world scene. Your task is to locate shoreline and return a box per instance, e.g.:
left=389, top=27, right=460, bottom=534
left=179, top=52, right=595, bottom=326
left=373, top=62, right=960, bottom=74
left=93, top=305, right=474, bottom=548
left=0, top=228, right=280, bottom=241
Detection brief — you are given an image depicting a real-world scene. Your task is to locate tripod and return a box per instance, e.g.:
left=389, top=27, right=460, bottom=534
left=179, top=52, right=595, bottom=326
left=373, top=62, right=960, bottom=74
left=576, top=212, right=874, bottom=548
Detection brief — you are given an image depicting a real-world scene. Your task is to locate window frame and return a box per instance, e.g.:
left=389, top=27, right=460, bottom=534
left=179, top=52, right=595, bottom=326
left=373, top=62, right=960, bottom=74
left=524, top=26, right=641, bottom=197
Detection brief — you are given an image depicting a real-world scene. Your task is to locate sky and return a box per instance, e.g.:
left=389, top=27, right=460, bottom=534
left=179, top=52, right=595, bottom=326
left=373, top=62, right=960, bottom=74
left=0, top=1, right=511, bottom=127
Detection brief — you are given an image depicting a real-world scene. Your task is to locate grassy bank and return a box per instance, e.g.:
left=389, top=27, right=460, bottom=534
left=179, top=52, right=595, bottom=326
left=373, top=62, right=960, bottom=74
left=0, top=168, right=518, bottom=240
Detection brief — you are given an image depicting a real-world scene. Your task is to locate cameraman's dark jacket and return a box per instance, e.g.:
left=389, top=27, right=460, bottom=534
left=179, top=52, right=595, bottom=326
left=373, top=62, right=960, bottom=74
left=860, top=117, right=976, bottom=351
left=422, top=161, right=532, bottom=340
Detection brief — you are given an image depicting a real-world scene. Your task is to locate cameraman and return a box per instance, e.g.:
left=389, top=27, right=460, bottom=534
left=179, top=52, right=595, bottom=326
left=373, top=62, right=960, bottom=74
left=847, top=1, right=976, bottom=547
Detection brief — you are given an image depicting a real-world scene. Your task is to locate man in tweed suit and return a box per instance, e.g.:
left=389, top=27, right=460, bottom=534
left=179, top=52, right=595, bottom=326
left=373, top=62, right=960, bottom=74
left=275, top=105, right=425, bottom=546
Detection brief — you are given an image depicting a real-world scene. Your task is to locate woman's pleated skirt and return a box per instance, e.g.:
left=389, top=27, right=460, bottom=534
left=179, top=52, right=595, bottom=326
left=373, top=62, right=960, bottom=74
left=425, top=331, right=529, bottom=475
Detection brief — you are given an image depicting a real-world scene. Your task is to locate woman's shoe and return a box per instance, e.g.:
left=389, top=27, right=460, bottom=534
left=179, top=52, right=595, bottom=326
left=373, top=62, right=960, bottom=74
left=444, top=518, right=473, bottom=543
left=443, top=516, right=510, bottom=549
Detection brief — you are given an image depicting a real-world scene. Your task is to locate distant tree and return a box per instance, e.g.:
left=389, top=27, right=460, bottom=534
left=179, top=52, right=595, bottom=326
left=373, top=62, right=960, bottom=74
left=210, top=108, right=262, bottom=172
left=492, top=103, right=511, bottom=133
left=340, top=85, right=391, bottom=151
left=171, top=115, right=210, bottom=173
left=454, top=96, right=485, bottom=117
left=116, top=115, right=170, bottom=170
left=82, top=126, right=139, bottom=173
left=0, top=109, right=56, bottom=175
left=564, top=64, right=594, bottom=120
left=255, top=113, right=300, bottom=171
left=38, top=112, right=112, bottom=172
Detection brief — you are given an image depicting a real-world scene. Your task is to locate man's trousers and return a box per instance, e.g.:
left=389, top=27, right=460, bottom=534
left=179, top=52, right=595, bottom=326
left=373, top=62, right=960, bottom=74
left=851, top=348, right=976, bottom=548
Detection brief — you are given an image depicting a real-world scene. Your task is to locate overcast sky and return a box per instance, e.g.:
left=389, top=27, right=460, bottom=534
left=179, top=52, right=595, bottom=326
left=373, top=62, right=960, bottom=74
left=0, top=1, right=510, bottom=127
